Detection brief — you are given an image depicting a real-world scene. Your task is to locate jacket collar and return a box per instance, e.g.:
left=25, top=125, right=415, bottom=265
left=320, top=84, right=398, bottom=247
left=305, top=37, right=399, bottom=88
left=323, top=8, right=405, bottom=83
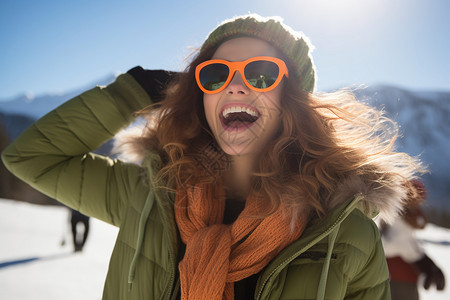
left=255, top=194, right=363, bottom=299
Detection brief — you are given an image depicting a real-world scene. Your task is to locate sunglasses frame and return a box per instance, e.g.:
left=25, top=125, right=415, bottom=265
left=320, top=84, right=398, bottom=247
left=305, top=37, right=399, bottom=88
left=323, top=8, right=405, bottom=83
left=195, top=56, right=289, bottom=94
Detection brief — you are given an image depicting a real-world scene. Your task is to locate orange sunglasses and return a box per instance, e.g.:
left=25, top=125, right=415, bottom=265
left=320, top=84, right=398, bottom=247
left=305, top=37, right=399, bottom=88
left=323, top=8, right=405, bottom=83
left=195, top=56, right=289, bottom=94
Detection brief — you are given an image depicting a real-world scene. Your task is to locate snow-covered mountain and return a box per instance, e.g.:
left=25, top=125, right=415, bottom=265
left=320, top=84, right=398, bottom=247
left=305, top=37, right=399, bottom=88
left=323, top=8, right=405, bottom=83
left=353, top=85, right=450, bottom=214
left=0, top=74, right=116, bottom=120
left=0, top=78, right=449, bottom=213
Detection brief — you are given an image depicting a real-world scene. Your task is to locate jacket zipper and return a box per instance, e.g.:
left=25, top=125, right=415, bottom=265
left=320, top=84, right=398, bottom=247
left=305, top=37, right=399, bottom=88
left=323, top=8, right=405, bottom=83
left=163, top=193, right=179, bottom=300
left=163, top=249, right=176, bottom=300
left=170, top=278, right=180, bottom=300
left=255, top=195, right=361, bottom=299
left=298, top=251, right=337, bottom=260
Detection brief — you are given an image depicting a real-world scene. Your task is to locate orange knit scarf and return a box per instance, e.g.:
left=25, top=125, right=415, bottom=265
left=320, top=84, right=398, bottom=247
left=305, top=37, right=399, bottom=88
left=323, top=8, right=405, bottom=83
left=174, top=182, right=307, bottom=300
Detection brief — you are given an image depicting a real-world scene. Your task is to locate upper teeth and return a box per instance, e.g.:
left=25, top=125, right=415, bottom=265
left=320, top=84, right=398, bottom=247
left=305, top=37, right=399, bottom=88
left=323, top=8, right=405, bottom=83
left=222, top=106, right=259, bottom=118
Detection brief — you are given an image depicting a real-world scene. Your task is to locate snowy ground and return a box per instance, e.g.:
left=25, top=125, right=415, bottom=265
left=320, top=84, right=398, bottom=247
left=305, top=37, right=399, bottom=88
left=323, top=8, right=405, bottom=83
left=0, top=199, right=118, bottom=300
left=1, top=198, right=449, bottom=299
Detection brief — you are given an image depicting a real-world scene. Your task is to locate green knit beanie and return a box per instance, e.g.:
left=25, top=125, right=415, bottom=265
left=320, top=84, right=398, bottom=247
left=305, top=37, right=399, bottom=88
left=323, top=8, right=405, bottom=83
left=201, top=14, right=316, bottom=93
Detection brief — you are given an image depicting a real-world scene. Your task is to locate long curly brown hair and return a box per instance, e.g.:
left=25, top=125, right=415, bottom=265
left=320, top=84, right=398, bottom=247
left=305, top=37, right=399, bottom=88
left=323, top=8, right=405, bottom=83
left=126, top=45, right=424, bottom=218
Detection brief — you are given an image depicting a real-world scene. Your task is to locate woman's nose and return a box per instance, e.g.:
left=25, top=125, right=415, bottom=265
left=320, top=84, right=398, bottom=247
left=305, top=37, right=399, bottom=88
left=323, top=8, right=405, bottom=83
left=226, top=71, right=250, bottom=95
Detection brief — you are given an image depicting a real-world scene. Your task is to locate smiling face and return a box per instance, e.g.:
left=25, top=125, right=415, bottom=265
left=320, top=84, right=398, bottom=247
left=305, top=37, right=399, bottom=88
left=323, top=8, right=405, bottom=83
left=203, top=37, right=285, bottom=159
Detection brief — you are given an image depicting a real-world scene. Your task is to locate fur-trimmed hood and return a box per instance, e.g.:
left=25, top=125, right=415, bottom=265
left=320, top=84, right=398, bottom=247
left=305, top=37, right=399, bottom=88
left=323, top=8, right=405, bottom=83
left=330, top=175, right=408, bottom=224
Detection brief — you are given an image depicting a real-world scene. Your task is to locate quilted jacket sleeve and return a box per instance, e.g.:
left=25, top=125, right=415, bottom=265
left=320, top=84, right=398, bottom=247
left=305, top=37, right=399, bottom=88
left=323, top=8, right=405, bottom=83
left=1, top=73, right=152, bottom=227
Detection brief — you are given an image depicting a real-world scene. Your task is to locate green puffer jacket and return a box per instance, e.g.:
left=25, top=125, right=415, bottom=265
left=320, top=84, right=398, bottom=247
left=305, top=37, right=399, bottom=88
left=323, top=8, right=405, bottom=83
left=2, top=74, right=392, bottom=299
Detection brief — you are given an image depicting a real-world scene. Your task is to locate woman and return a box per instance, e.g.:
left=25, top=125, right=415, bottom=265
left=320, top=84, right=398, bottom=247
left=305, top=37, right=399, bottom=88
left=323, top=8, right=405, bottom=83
left=2, top=14, right=424, bottom=299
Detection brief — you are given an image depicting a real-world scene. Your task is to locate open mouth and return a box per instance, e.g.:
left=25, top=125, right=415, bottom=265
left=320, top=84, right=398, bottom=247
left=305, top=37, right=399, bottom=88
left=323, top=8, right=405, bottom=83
left=220, top=105, right=260, bottom=130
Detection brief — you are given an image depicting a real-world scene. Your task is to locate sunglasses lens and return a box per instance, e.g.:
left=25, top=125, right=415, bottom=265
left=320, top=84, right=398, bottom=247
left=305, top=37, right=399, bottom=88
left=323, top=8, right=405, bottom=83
left=199, top=63, right=230, bottom=91
left=244, top=61, right=279, bottom=89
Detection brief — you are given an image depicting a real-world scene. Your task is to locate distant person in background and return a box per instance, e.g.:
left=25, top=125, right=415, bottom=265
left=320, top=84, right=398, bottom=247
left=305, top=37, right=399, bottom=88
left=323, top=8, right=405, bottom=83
left=380, top=179, right=445, bottom=300
left=70, top=208, right=90, bottom=252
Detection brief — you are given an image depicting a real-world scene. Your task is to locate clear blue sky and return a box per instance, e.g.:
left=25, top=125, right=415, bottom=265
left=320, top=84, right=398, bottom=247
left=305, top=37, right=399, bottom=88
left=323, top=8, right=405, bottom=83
left=1, top=0, right=449, bottom=100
